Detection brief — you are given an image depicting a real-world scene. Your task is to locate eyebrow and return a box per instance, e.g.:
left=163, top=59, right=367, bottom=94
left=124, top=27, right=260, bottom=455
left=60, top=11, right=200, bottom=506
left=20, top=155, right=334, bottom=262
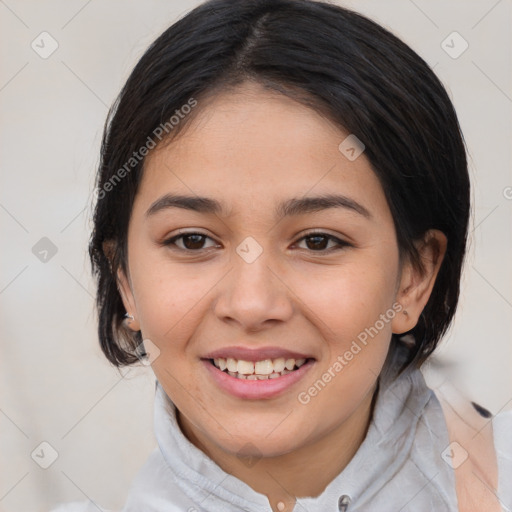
left=145, top=193, right=371, bottom=220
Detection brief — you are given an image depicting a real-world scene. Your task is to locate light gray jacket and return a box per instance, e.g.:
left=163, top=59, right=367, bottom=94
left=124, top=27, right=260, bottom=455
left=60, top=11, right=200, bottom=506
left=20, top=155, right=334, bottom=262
left=51, top=365, right=512, bottom=512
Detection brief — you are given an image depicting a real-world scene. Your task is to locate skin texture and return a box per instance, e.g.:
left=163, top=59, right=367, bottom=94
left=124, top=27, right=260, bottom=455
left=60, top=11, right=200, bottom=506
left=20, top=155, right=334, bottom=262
left=115, top=81, right=447, bottom=511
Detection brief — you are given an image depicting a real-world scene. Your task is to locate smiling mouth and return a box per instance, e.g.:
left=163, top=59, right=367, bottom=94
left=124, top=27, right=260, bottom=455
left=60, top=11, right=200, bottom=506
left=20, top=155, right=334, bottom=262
left=209, top=356, right=311, bottom=380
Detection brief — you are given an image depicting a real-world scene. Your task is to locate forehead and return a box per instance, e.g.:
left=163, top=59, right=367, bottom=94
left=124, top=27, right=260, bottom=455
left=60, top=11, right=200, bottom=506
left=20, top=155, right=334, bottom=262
left=135, top=84, right=390, bottom=223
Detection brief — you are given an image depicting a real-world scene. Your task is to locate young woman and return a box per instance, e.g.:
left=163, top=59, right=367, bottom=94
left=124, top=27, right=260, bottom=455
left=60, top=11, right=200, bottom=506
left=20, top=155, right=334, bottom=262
left=52, top=0, right=511, bottom=510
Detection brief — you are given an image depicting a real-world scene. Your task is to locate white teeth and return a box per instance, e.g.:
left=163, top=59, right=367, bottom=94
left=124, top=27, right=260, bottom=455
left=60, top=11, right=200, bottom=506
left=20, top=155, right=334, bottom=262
left=254, top=359, right=273, bottom=375
left=273, top=357, right=285, bottom=372
left=212, top=356, right=310, bottom=378
left=237, top=360, right=255, bottom=375
left=285, top=358, right=295, bottom=371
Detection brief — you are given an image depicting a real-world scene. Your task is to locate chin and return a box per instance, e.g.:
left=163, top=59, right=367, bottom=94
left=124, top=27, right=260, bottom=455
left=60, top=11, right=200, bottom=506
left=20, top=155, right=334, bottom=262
left=212, top=425, right=311, bottom=460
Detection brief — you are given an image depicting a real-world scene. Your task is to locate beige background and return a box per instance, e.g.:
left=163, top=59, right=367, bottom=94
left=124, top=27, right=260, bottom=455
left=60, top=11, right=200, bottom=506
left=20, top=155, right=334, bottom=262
left=1, top=0, right=511, bottom=511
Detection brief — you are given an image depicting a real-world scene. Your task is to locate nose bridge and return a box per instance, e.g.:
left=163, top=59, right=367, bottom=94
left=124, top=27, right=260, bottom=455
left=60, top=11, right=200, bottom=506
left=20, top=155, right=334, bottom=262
left=234, top=241, right=275, bottom=293
left=214, top=237, right=293, bottom=329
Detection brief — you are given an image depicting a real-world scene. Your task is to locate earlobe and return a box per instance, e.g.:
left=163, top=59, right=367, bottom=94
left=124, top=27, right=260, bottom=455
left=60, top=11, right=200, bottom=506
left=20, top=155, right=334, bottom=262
left=102, top=239, right=141, bottom=332
left=116, top=267, right=141, bottom=332
left=391, top=229, right=447, bottom=335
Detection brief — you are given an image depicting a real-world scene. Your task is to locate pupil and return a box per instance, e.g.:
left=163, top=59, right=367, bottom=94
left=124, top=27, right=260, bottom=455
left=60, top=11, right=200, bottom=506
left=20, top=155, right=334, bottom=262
left=184, top=234, right=204, bottom=249
left=307, top=235, right=327, bottom=250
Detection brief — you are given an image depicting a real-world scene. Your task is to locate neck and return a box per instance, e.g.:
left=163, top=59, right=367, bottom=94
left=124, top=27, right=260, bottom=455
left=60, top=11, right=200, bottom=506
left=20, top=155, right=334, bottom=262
left=178, top=380, right=379, bottom=511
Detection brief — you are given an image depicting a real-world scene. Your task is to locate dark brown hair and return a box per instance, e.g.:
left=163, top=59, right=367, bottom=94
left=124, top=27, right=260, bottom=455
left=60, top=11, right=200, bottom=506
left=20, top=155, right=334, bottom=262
left=89, top=0, right=470, bottom=378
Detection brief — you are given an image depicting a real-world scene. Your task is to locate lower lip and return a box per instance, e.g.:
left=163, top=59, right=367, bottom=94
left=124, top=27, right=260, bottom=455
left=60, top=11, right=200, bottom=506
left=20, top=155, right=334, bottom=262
left=202, top=359, right=315, bottom=400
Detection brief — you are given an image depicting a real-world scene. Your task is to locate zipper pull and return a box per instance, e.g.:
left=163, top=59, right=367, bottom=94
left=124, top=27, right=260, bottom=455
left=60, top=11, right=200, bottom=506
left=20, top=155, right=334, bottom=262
left=338, top=494, right=351, bottom=511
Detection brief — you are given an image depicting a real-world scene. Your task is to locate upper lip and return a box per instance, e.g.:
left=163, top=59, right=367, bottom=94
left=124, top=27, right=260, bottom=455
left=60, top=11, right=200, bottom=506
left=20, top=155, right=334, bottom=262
left=203, top=346, right=314, bottom=362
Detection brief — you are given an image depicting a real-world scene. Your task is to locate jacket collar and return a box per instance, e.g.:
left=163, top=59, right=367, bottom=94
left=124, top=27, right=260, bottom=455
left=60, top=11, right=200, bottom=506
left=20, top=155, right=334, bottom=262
left=130, top=357, right=458, bottom=511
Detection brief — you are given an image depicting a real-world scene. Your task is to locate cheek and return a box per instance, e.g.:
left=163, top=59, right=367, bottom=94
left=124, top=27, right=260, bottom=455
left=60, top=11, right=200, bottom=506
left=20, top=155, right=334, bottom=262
left=292, top=255, right=398, bottom=344
left=291, top=257, right=397, bottom=426
left=291, top=256, right=398, bottom=411
left=128, top=249, right=215, bottom=350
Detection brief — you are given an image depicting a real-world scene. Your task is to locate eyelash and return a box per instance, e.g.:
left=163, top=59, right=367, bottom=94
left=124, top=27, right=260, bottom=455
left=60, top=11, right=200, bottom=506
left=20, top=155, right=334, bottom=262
left=161, top=231, right=351, bottom=254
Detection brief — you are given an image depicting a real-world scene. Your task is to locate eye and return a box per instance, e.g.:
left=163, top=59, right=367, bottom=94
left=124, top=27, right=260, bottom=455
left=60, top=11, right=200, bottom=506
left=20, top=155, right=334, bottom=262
left=294, top=232, right=350, bottom=252
left=162, top=232, right=219, bottom=251
left=161, top=230, right=350, bottom=253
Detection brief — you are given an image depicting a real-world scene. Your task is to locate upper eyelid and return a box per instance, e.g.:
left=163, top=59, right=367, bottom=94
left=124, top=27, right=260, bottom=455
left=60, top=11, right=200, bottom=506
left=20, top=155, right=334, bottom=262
left=294, top=232, right=349, bottom=249
left=165, top=231, right=219, bottom=246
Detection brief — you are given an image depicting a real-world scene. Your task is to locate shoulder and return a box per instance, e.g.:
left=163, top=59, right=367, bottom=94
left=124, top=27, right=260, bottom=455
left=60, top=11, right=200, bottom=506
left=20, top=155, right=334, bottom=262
left=49, top=447, right=188, bottom=512
left=492, top=409, right=512, bottom=509
left=431, top=380, right=511, bottom=511
left=121, top=446, right=195, bottom=510
left=492, top=409, right=512, bottom=452
left=49, top=501, right=114, bottom=512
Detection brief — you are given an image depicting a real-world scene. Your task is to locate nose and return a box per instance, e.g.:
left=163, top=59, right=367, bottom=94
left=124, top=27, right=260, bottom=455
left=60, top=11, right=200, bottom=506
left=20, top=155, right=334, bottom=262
left=213, top=247, right=294, bottom=333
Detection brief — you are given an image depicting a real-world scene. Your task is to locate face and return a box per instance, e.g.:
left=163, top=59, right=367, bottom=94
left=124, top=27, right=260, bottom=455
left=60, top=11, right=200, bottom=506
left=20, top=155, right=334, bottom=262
left=116, top=82, right=437, bottom=459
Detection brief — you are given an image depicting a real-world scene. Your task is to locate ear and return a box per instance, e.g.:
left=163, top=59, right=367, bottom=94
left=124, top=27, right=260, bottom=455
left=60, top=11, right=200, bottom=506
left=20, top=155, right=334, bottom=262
left=102, top=240, right=141, bottom=332
left=391, top=229, right=447, bottom=335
